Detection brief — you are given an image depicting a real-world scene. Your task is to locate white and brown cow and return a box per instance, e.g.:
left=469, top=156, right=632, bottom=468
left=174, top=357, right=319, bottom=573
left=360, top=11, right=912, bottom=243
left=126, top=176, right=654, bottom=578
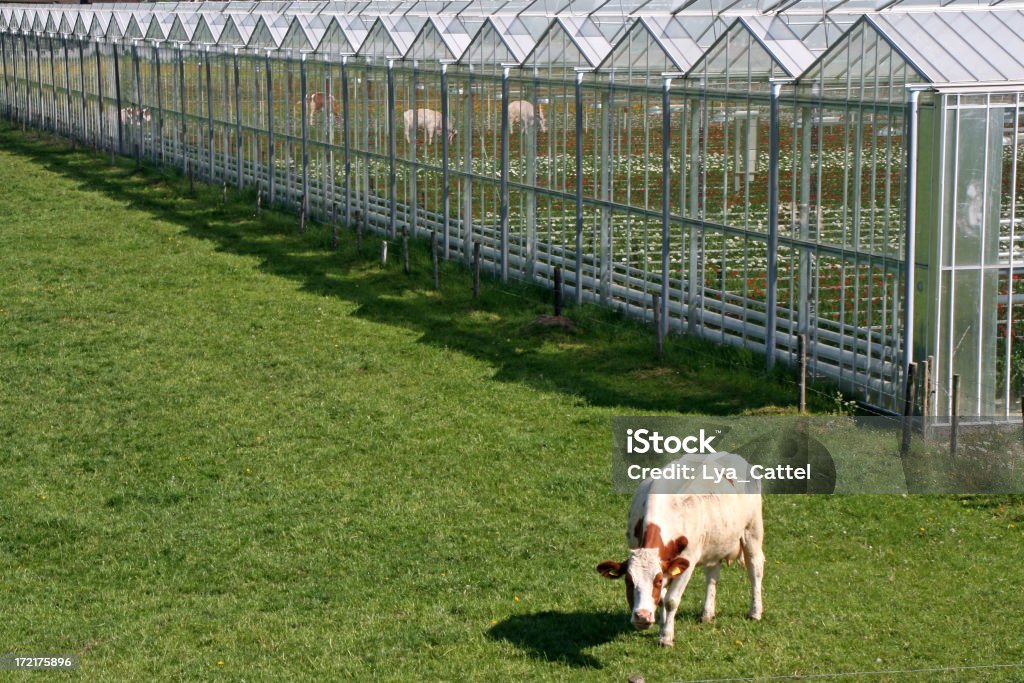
left=119, top=106, right=151, bottom=126
left=299, top=92, right=340, bottom=126
left=597, top=459, right=765, bottom=647
left=508, top=99, right=546, bottom=133
left=402, top=108, right=456, bottom=146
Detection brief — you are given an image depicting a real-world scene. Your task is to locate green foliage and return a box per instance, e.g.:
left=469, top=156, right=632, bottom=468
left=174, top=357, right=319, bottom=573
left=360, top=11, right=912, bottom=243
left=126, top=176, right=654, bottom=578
left=1, top=124, right=1023, bottom=681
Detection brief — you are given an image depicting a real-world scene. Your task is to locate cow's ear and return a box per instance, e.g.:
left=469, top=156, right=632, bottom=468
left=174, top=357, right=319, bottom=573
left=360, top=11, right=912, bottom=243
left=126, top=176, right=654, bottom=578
left=596, top=560, right=626, bottom=579
left=666, top=557, right=690, bottom=579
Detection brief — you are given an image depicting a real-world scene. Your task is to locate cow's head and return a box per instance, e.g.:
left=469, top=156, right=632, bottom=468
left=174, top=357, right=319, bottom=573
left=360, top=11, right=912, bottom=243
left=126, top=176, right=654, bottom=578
left=597, top=536, right=689, bottom=630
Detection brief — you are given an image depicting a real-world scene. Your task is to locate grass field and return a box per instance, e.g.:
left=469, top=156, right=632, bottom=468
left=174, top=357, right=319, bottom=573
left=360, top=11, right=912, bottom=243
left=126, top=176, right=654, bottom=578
left=1, top=122, right=1023, bottom=681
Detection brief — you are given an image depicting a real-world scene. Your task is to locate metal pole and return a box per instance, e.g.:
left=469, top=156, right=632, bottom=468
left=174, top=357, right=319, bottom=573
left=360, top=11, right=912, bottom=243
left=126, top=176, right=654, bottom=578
left=387, top=58, right=397, bottom=240
left=113, top=41, right=123, bottom=153
left=499, top=66, right=510, bottom=282
left=300, top=54, right=309, bottom=220
left=599, top=84, right=612, bottom=303
left=765, top=80, right=785, bottom=369
left=574, top=70, right=584, bottom=306
left=153, top=45, right=164, bottom=171
left=62, top=37, right=71, bottom=137
left=950, top=373, right=960, bottom=459
left=265, top=50, right=274, bottom=205
left=440, top=62, right=450, bottom=259
left=233, top=48, right=242, bottom=188
left=204, top=46, right=213, bottom=182
left=342, top=57, right=351, bottom=226
left=903, top=89, right=922, bottom=392
left=661, top=76, right=672, bottom=342
left=0, top=32, right=8, bottom=120
left=95, top=42, right=104, bottom=150
left=131, top=41, right=142, bottom=164
left=177, top=46, right=186, bottom=179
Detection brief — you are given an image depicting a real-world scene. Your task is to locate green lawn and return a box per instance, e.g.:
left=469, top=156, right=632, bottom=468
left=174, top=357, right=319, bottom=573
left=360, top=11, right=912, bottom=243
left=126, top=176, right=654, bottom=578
left=1, top=124, right=1022, bottom=682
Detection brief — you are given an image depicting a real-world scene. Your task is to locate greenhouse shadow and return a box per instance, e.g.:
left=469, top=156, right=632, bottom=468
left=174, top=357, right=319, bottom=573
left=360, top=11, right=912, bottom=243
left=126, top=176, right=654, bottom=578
left=488, top=610, right=632, bottom=668
left=3, top=129, right=806, bottom=416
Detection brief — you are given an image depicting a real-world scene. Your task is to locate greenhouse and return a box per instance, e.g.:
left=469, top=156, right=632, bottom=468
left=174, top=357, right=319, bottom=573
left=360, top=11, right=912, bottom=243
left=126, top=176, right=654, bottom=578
left=2, top=0, right=1024, bottom=421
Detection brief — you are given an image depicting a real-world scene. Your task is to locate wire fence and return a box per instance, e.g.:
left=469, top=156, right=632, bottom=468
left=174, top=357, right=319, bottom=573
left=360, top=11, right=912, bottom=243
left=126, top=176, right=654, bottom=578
left=0, top=32, right=912, bottom=413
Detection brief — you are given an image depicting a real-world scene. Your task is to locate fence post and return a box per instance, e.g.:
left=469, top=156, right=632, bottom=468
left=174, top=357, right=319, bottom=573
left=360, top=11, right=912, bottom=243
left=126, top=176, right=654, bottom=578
left=113, top=40, right=123, bottom=154
left=798, top=333, right=807, bottom=413
left=153, top=45, right=164, bottom=173
left=900, top=362, right=917, bottom=458
left=341, top=56, right=351, bottom=227
left=403, top=227, right=410, bottom=275
left=660, top=76, right=672, bottom=345
left=80, top=39, right=89, bottom=148
left=177, top=45, right=188, bottom=185
left=387, top=58, right=397, bottom=240
left=440, top=62, right=450, bottom=260
left=94, top=41, right=104, bottom=151
left=300, top=54, right=310, bottom=221
left=380, top=240, right=388, bottom=268
left=0, top=32, right=8, bottom=120
left=265, top=50, right=274, bottom=205
left=653, top=294, right=663, bottom=361
left=204, top=46, right=214, bottom=182
left=473, top=242, right=481, bottom=300
left=765, top=79, right=785, bottom=370
left=62, top=37, right=72, bottom=139
left=233, top=48, right=242, bottom=189
left=47, top=34, right=57, bottom=134
left=950, top=374, right=960, bottom=459
left=21, top=31, right=29, bottom=131
left=499, top=65, right=510, bottom=282
left=574, top=69, right=584, bottom=306
left=554, top=266, right=563, bottom=317
left=432, top=230, right=440, bottom=290
left=462, top=68, right=474, bottom=263
left=598, top=84, right=612, bottom=303
left=131, top=40, right=142, bottom=167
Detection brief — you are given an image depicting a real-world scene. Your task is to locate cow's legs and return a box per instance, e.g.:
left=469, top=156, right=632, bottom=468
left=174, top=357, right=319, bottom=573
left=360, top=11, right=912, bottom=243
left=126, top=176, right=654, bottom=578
left=658, top=564, right=695, bottom=647
left=742, top=527, right=765, bottom=621
left=700, top=564, right=721, bottom=623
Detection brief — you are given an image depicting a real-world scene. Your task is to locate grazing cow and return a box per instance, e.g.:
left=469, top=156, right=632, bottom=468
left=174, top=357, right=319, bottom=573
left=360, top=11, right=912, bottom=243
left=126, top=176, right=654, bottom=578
left=597, top=456, right=765, bottom=648
left=119, top=106, right=151, bottom=126
left=402, top=108, right=456, bottom=145
left=508, top=99, right=546, bottom=133
left=299, top=92, right=340, bottom=126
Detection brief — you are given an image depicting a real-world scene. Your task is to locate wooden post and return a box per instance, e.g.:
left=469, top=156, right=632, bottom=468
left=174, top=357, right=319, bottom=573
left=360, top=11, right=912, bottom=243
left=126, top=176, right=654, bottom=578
left=256, top=180, right=262, bottom=217
left=380, top=240, right=388, bottom=268
left=950, top=373, right=960, bottom=459
left=472, top=242, right=481, bottom=300
left=402, top=228, right=410, bottom=275
left=223, top=179, right=228, bottom=206
left=900, top=362, right=917, bottom=458
left=332, top=203, right=340, bottom=252
left=798, top=333, right=807, bottom=414
left=299, top=193, right=306, bottom=234
left=431, top=230, right=440, bottom=290
left=554, top=267, right=563, bottom=317
left=356, top=211, right=363, bottom=256
left=653, top=294, right=663, bottom=362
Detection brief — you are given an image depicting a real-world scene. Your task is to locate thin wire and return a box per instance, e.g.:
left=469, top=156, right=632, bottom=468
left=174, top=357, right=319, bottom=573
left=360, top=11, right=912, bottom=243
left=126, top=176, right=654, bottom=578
left=672, top=662, right=1024, bottom=683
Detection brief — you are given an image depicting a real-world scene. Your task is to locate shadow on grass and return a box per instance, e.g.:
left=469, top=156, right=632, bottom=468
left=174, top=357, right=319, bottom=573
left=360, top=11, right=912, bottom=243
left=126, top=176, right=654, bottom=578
left=0, top=126, right=811, bottom=415
left=488, top=610, right=632, bottom=668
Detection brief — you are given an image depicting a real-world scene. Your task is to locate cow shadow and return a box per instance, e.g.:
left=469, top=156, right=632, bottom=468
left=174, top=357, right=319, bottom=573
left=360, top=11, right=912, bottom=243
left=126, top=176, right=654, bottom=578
left=488, top=610, right=631, bottom=668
